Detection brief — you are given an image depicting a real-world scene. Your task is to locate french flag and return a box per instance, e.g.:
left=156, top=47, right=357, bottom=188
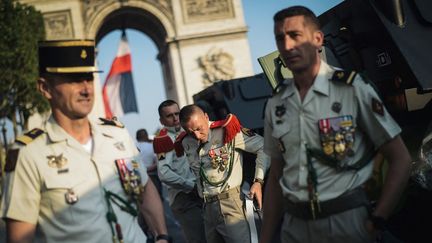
left=102, top=31, right=138, bottom=118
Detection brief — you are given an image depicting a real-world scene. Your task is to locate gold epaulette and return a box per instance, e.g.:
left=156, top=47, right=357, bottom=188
left=16, top=128, right=44, bottom=145
left=99, top=117, right=125, bottom=128
left=330, top=70, right=357, bottom=85
left=210, top=114, right=241, bottom=144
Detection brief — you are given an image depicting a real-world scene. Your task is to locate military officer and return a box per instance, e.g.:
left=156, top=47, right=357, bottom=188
left=259, top=6, right=411, bottom=243
left=153, top=100, right=206, bottom=243
left=0, top=40, right=170, bottom=243
left=178, top=104, right=269, bottom=243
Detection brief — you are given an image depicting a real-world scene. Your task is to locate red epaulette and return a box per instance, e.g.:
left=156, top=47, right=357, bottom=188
left=153, top=128, right=174, bottom=153
left=210, top=114, right=241, bottom=144
left=174, top=131, right=188, bottom=157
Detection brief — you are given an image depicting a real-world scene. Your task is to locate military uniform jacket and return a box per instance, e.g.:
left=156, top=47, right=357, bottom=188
left=154, top=127, right=196, bottom=206
left=182, top=119, right=269, bottom=197
left=264, top=61, right=401, bottom=202
left=0, top=117, right=148, bottom=243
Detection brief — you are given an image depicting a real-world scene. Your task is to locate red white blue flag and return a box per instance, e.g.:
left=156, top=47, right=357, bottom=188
left=102, top=32, right=138, bottom=118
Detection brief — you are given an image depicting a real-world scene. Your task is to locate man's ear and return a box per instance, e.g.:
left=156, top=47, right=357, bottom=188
left=37, top=77, right=52, bottom=99
left=313, top=30, right=324, bottom=49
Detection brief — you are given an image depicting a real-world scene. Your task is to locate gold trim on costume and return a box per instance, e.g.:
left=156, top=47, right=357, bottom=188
left=46, top=66, right=98, bottom=73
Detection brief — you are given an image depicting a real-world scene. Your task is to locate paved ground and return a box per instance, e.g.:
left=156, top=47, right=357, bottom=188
left=0, top=185, right=185, bottom=243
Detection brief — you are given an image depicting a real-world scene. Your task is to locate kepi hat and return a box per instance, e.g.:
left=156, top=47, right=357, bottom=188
left=38, top=39, right=101, bottom=74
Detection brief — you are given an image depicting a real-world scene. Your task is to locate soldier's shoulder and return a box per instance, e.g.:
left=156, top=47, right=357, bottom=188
left=329, top=70, right=359, bottom=86
left=210, top=114, right=241, bottom=144
left=15, top=128, right=45, bottom=146
left=98, top=117, right=125, bottom=129
left=154, top=128, right=174, bottom=153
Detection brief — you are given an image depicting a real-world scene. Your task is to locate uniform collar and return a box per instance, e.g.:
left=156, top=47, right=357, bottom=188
left=280, top=61, right=334, bottom=99
left=45, top=115, right=98, bottom=145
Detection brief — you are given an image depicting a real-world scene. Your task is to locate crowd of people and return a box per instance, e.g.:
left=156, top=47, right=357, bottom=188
left=0, top=5, right=418, bottom=243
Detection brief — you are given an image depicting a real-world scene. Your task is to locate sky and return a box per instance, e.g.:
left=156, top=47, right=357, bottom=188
left=96, top=0, right=342, bottom=139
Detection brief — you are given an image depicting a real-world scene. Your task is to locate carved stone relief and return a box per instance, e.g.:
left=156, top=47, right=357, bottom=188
left=198, top=48, right=235, bottom=87
left=182, top=0, right=234, bottom=23
left=43, top=10, right=74, bottom=40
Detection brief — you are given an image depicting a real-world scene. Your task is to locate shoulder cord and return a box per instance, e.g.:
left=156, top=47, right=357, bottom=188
left=104, top=189, right=139, bottom=243
left=200, top=139, right=235, bottom=187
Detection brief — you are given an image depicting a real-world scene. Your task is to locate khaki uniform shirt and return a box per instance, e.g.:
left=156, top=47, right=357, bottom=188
left=0, top=117, right=148, bottom=243
left=264, top=61, right=401, bottom=202
left=183, top=122, right=269, bottom=197
left=156, top=127, right=196, bottom=206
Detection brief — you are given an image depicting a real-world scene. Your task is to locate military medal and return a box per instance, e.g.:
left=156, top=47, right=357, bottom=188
left=208, top=146, right=230, bottom=172
left=65, top=189, right=78, bottom=204
left=115, top=158, right=143, bottom=201
left=47, top=153, right=68, bottom=169
left=275, top=104, right=286, bottom=117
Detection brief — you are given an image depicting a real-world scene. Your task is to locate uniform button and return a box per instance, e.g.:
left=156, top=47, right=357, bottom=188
left=300, top=166, right=305, bottom=171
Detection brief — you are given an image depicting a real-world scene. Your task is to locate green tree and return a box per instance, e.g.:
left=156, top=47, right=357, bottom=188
left=0, top=0, right=48, bottom=138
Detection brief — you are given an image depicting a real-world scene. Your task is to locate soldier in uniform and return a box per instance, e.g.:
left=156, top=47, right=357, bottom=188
left=259, top=6, right=412, bottom=243
left=0, top=40, right=171, bottom=243
left=153, top=100, right=206, bottom=243
left=178, top=104, right=269, bottom=243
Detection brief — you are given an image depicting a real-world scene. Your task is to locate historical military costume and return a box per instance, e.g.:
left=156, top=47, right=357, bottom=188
left=1, top=117, right=148, bottom=243
left=264, top=61, right=401, bottom=242
left=178, top=114, right=269, bottom=243
left=153, top=126, right=206, bottom=243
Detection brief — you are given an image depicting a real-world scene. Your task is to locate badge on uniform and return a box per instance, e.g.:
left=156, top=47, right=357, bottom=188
left=47, top=153, right=69, bottom=173
left=114, top=141, right=126, bottom=151
left=275, top=104, right=286, bottom=124
left=65, top=189, right=79, bottom=204
left=208, top=146, right=230, bottom=172
left=241, top=127, right=256, bottom=137
left=318, top=115, right=355, bottom=161
left=115, top=158, right=143, bottom=201
left=372, top=98, right=384, bottom=116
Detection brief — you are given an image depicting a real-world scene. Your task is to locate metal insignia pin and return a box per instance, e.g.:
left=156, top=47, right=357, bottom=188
left=332, top=102, right=342, bottom=113
left=275, top=104, right=286, bottom=117
left=114, top=142, right=126, bottom=151
left=65, top=189, right=79, bottom=204
left=47, top=153, right=68, bottom=169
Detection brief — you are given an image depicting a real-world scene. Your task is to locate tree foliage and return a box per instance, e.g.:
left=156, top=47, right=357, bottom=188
left=0, top=0, right=48, bottom=135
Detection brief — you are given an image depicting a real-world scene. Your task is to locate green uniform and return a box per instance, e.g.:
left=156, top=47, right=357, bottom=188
left=1, top=117, right=148, bottom=243
left=264, top=61, right=401, bottom=243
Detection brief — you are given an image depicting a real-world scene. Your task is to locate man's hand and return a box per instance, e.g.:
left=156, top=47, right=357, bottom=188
left=249, top=182, right=263, bottom=209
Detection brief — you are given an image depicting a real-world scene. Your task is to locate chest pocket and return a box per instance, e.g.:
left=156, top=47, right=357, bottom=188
left=43, top=172, right=90, bottom=224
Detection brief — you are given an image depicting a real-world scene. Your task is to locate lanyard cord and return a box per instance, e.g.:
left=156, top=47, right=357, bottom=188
left=104, top=189, right=139, bottom=243
left=200, top=139, right=235, bottom=187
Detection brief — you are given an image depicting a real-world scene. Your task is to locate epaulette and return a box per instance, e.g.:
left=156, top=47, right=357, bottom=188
left=210, top=114, right=241, bottom=144
left=153, top=128, right=174, bottom=154
left=174, top=131, right=187, bottom=157
left=16, top=128, right=44, bottom=145
left=99, top=117, right=125, bottom=128
left=330, top=70, right=357, bottom=85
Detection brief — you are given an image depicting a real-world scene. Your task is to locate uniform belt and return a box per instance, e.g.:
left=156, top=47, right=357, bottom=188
left=283, top=187, right=369, bottom=220
left=203, top=186, right=240, bottom=203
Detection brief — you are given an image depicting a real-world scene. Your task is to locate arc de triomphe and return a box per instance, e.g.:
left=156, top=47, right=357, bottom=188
left=21, top=0, right=254, bottom=119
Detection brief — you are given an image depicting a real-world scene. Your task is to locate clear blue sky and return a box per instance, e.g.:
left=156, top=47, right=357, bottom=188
left=96, top=0, right=342, bottom=138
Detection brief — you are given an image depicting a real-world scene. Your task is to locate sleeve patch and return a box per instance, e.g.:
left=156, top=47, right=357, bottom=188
left=5, top=149, right=19, bottom=172
left=372, top=98, right=385, bottom=116
left=241, top=127, right=256, bottom=137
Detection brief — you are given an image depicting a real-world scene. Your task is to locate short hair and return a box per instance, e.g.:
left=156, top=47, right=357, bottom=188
left=158, top=99, right=178, bottom=116
left=136, top=128, right=148, bottom=140
left=179, top=104, right=203, bottom=125
left=273, top=6, right=320, bottom=30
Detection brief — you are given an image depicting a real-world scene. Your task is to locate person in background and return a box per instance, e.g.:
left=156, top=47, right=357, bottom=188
left=178, top=104, right=269, bottom=243
left=0, top=40, right=171, bottom=243
left=137, top=128, right=162, bottom=197
left=259, top=6, right=411, bottom=243
left=153, top=100, right=206, bottom=243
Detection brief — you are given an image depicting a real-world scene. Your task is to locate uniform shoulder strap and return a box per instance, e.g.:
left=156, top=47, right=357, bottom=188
left=153, top=128, right=174, bottom=153
left=210, top=114, right=241, bottom=144
left=99, top=117, right=125, bottom=128
left=174, top=131, right=187, bottom=157
left=330, top=70, right=357, bottom=85
left=16, top=128, right=44, bottom=145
